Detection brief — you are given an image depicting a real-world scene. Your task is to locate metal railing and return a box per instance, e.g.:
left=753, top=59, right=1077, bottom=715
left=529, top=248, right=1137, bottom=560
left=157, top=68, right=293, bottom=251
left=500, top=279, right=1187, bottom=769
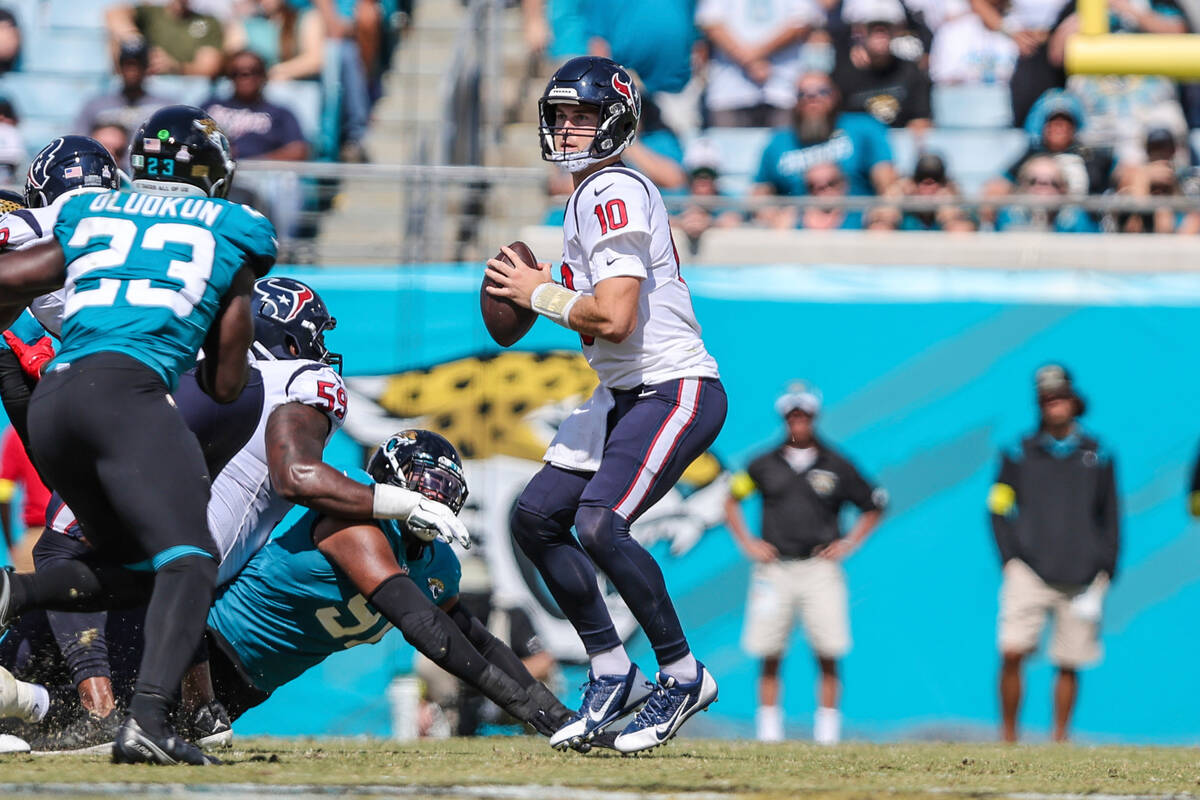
left=225, top=160, right=1200, bottom=264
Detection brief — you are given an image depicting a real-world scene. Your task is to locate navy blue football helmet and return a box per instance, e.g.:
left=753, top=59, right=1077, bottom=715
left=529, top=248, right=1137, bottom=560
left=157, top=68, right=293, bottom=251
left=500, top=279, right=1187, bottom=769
left=368, top=430, right=469, bottom=514
left=538, top=56, right=641, bottom=172
left=250, top=277, right=341, bottom=370
left=24, top=136, right=120, bottom=208
left=129, top=105, right=235, bottom=198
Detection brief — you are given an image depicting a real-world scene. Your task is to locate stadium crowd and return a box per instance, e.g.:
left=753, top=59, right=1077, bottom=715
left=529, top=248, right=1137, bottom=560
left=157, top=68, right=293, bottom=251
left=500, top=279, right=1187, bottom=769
left=530, top=0, right=1200, bottom=242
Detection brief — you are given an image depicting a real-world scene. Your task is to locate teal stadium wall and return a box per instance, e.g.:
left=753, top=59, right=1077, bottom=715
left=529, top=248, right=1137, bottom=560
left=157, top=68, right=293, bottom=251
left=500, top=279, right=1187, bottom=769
left=20, top=264, right=1200, bottom=744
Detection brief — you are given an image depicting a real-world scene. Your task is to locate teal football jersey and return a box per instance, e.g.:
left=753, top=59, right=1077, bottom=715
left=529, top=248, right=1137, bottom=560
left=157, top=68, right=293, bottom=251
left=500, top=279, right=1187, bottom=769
left=207, top=473, right=462, bottom=694
left=51, top=191, right=277, bottom=389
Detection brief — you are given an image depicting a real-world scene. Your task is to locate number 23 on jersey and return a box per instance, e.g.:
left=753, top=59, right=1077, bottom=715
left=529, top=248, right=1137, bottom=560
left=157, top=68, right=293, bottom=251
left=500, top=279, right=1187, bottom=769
left=63, top=216, right=214, bottom=319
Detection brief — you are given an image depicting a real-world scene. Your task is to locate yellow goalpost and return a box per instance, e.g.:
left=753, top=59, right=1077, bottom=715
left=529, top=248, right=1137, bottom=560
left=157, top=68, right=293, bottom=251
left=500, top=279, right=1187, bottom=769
left=1066, top=0, right=1200, bottom=76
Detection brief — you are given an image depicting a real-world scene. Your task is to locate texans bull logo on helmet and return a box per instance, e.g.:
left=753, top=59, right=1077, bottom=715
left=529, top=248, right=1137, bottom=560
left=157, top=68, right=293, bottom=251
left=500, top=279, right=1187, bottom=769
left=255, top=277, right=316, bottom=323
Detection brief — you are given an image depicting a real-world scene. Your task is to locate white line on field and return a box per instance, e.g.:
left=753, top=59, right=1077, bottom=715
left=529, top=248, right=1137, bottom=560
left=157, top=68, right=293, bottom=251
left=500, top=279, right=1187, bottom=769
left=0, top=784, right=733, bottom=800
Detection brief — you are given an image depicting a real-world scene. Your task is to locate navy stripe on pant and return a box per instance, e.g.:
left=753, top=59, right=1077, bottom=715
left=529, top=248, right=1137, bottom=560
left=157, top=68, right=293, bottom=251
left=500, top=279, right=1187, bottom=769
left=511, top=377, right=726, bottom=664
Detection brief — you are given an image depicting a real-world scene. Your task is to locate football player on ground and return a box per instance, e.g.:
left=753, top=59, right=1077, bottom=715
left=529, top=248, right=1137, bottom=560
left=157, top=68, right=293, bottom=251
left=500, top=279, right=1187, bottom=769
left=5, top=278, right=470, bottom=751
left=0, top=433, right=586, bottom=751
left=0, top=105, right=274, bottom=765
left=484, top=56, right=727, bottom=753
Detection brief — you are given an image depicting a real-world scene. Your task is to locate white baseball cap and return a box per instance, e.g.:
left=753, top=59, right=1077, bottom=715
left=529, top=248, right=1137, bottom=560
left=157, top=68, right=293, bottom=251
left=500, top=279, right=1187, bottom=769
left=775, top=381, right=822, bottom=417
left=842, top=0, right=905, bottom=25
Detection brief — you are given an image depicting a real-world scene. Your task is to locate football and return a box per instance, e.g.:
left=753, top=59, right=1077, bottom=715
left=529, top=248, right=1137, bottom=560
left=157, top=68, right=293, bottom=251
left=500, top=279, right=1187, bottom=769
left=481, top=241, right=539, bottom=347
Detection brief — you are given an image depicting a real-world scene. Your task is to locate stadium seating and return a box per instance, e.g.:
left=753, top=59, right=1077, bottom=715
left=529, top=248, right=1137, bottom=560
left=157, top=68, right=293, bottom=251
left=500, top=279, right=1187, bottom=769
left=931, top=84, right=1014, bottom=129
left=21, top=27, right=110, bottom=75
left=46, top=0, right=107, bottom=30
left=692, top=126, right=1030, bottom=197
left=144, top=75, right=213, bottom=108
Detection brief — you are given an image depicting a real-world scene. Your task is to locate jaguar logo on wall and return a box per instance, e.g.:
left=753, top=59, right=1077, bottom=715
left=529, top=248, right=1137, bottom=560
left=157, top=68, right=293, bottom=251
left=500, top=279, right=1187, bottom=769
left=341, top=350, right=730, bottom=661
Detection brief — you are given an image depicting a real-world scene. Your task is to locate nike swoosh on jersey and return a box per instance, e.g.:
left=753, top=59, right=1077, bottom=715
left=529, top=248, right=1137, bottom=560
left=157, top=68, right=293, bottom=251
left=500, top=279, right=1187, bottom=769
left=594, top=182, right=615, bottom=196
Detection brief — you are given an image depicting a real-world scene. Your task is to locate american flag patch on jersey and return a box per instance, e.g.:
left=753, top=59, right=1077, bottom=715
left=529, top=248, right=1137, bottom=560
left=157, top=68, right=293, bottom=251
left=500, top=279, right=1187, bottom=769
left=63, top=166, right=83, bottom=179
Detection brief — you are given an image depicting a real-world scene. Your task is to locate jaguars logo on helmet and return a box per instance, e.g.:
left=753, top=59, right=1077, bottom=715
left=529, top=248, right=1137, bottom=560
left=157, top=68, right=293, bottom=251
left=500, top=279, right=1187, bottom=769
left=24, top=135, right=120, bottom=208
left=250, top=277, right=340, bottom=369
left=129, top=105, right=235, bottom=198
left=368, top=430, right=469, bottom=515
left=538, top=56, right=641, bottom=173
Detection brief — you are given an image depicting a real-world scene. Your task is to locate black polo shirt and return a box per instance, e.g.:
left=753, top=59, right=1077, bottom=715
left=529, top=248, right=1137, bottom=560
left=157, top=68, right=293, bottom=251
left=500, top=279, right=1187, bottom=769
left=733, top=440, right=886, bottom=558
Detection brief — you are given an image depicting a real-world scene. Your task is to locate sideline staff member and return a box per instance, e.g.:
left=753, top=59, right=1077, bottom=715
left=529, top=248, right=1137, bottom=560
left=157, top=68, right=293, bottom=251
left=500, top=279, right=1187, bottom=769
left=724, top=383, right=885, bottom=744
left=989, top=364, right=1118, bottom=743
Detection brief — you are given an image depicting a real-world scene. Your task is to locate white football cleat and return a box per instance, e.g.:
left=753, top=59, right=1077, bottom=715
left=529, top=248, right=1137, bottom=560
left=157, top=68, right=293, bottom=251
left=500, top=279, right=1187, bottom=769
left=0, top=665, right=48, bottom=723
left=613, top=663, right=718, bottom=754
left=0, top=733, right=30, bottom=754
left=549, top=664, right=652, bottom=751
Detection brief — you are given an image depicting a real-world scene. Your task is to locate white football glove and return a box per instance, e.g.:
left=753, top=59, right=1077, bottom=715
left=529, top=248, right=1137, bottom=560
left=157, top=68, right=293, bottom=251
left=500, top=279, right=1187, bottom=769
left=406, top=498, right=472, bottom=550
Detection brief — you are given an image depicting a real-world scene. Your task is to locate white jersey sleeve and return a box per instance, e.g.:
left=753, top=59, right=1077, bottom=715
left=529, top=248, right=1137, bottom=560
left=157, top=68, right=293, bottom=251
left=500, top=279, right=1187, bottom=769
left=0, top=205, right=58, bottom=251
left=271, top=362, right=349, bottom=432
left=0, top=205, right=68, bottom=338
left=576, top=172, right=652, bottom=283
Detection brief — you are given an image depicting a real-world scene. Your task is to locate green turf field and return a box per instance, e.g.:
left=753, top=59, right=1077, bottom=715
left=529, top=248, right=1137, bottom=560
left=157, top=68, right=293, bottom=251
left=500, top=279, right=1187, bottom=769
left=2, top=737, right=1199, bottom=799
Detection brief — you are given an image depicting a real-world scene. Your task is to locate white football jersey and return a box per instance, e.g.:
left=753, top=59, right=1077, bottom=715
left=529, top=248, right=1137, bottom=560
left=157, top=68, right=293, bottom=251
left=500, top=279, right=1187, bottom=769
left=209, top=358, right=347, bottom=584
left=560, top=166, right=719, bottom=390
left=0, top=190, right=112, bottom=337
left=48, top=357, right=348, bottom=585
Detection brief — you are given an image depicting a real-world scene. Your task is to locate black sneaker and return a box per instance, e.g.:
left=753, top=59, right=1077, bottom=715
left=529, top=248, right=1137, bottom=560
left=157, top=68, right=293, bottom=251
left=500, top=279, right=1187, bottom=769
left=112, top=716, right=220, bottom=765
left=184, top=700, right=232, bottom=749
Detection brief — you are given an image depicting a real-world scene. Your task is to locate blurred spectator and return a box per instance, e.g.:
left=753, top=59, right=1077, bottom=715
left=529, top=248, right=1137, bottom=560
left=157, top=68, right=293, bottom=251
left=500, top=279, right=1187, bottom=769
left=989, top=364, right=1117, bottom=743
left=1113, top=159, right=1200, bottom=234
left=0, top=8, right=19, bottom=74
left=622, top=96, right=687, bottom=193
left=204, top=50, right=308, bottom=234
left=753, top=71, right=897, bottom=221
left=297, top=0, right=375, bottom=161
left=724, top=383, right=885, bottom=744
left=834, top=0, right=932, bottom=130
left=74, top=39, right=169, bottom=137
left=995, top=156, right=1098, bottom=232
left=928, top=0, right=1018, bottom=86
left=89, top=123, right=131, bottom=172
left=863, top=204, right=901, bottom=229
left=0, top=97, right=23, bottom=184
left=990, top=90, right=1114, bottom=196
left=1049, top=0, right=1189, bottom=168
left=520, top=0, right=551, bottom=57
left=105, top=0, right=225, bottom=78
left=675, top=138, right=743, bottom=253
left=966, top=0, right=1068, bottom=126
left=696, top=0, right=827, bottom=128
left=226, top=0, right=326, bottom=82
left=0, top=426, right=49, bottom=573
left=204, top=50, right=309, bottom=161
left=798, top=162, right=863, bottom=229
left=1190, top=443, right=1200, bottom=518
left=900, top=153, right=976, bottom=230
left=587, top=0, right=695, bottom=97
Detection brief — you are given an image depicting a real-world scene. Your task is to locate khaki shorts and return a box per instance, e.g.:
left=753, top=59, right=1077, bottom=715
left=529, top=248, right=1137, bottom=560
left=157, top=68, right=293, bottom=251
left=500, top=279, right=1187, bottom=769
left=998, top=558, right=1106, bottom=668
left=742, top=557, right=850, bottom=660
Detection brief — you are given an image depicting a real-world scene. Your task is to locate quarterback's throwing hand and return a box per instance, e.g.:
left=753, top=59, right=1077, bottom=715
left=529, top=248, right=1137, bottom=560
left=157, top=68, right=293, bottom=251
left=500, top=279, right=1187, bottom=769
left=407, top=498, right=472, bottom=549
left=484, top=245, right=553, bottom=309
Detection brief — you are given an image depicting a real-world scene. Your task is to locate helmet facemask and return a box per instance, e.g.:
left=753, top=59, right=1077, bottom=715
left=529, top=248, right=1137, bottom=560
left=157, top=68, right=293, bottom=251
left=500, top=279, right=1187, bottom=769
left=539, top=98, right=637, bottom=173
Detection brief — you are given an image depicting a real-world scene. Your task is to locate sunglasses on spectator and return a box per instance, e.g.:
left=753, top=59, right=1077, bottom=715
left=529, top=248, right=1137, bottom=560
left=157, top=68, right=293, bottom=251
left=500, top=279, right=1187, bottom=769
left=1039, top=392, right=1073, bottom=405
left=1022, top=175, right=1063, bottom=190
left=799, top=87, right=833, bottom=99
left=1149, top=182, right=1175, bottom=195
left=231, top=67, right=265, bottom=78
left=807, top=177, right=845, bottom=192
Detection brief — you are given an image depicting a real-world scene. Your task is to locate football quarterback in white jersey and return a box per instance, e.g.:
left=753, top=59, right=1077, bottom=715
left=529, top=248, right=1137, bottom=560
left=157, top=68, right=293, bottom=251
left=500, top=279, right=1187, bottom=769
left=485, top=56, right=728, bottom=754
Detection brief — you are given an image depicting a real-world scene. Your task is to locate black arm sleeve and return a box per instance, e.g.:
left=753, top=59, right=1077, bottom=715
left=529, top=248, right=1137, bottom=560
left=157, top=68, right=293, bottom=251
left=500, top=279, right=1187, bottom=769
left=369, top=575, right=544, bottom=727
left=1096, top=456, right=1120, bottom=579
left=446, top=601, right=536, bottom=689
